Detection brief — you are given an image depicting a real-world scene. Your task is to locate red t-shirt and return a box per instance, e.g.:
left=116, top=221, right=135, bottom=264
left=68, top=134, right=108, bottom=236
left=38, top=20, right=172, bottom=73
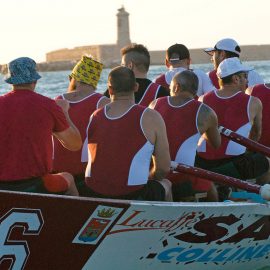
left=0, top=90, right=69, bottom=181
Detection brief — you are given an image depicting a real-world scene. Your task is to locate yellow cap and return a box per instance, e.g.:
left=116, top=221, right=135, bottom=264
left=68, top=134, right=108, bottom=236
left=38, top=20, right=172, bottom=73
left=70, top=55, right=103, bottom=88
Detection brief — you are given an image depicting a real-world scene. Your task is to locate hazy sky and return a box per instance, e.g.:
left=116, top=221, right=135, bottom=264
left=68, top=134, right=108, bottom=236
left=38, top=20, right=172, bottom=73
left=1, top=0, right=270, bottom=64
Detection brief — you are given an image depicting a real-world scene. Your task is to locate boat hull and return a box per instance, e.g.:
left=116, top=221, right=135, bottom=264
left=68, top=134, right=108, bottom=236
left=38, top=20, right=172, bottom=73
left=0, top=190, right=270, bottom=270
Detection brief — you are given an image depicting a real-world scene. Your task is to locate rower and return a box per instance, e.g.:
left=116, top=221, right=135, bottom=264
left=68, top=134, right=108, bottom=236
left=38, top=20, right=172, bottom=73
left=85, top=66, right=172, bottom=201
left=103, top=43, right=169, bottom=106
left=53, top=56, right=110, bottom=196
left=196, top=57, right=270, bottom=200
left=154, top=43, right=215, bottom=96
left=150, top=70, right=221, bottom=201
left=0, top=57, right=82, bottom=195
left=204, top=38, right=264, bottom=89
left=246, top=84, right=270, bottom=148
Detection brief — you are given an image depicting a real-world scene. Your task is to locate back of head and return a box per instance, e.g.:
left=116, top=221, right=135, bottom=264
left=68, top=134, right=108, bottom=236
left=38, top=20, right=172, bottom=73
left=121, top=43, right=150, bottom=73
left=173, top=70, right=199, bottom=96
left=70, top=55, right=103, bottom=88
left=5, top=57, right=41, bottom=85
left=166, top=44, right=190, bottom=62
left=108, top=66, right=136, bottom=94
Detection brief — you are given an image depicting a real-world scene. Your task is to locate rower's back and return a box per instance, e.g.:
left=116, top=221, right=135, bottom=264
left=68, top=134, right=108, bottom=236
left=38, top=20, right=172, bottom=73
left=85, top=66, right=172, bottom=201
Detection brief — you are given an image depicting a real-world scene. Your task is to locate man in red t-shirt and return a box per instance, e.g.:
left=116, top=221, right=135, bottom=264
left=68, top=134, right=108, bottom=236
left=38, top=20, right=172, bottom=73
left=0, top=57, right=82, bottom=195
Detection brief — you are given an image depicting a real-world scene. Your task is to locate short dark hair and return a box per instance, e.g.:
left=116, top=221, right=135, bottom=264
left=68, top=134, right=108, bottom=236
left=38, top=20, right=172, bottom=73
left=166, top=44, right=190, bottom=61
left=108, top=66, right=136, bottom=94
left=173, top=70, right=198, bottom=96
left=224, top=50, right=240, bottom=58
left=121, top=44, right=150, bottom=72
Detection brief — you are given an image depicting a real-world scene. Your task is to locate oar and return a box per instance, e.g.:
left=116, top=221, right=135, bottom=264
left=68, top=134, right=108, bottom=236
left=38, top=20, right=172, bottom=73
left=171, top=161, right=270, bottom=200
left=219, top=126, right=270, bottom=158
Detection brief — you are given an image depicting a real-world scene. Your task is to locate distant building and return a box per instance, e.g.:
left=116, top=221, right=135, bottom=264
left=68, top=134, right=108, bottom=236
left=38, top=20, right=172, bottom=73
left=46, top=7, right=131, bottom=67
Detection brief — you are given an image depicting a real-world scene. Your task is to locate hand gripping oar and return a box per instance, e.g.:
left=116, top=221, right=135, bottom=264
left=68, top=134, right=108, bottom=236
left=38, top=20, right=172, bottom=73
left=219, top=126, right=270, bottom=158
left=171, top=161, right=270, bottom=201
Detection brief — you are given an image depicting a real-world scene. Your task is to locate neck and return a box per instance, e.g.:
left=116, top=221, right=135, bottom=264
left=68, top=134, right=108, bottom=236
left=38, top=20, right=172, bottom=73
left=12, top=85, right=35, bottom=91
left=170, top=93, right=193, bottom=106
left=111, top=93, right=135, bottom=102
left=219, top=84, right=243, bottom=95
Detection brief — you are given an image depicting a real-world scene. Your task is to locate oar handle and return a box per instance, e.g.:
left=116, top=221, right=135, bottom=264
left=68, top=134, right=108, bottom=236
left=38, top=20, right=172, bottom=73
left=171, top=162, right=270, bottom=200
left=219, top=126, right=270, bottom=158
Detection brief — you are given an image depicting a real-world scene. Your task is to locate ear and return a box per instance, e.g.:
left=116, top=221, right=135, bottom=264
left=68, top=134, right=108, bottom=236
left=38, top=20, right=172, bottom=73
left=108, top=85, right=114, bottom=96
left=232, top=74, right=239, bottom=84
left=219, top=50, right=226, bottom=60
left=133, top=82, right=139, bottom=93
left=165, top=59, right=170, bottom=68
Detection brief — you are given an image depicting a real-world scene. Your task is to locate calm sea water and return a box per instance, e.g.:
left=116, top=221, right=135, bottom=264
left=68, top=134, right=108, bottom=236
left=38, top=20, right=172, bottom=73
left=1, top=60, right=270, bottom=98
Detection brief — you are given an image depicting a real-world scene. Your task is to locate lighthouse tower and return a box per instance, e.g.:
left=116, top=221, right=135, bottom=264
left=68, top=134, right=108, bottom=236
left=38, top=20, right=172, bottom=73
left=117, top=6, right=131, bottom=49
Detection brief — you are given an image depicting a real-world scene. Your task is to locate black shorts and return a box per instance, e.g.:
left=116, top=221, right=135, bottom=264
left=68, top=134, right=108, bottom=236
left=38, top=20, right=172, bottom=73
left=195, top=152, right=269, bottom=179
left=0, top=177, right=47, bottom=193
left=0, top=176, right=66, bottom=195
left=86, top=180, right=165, bottom=201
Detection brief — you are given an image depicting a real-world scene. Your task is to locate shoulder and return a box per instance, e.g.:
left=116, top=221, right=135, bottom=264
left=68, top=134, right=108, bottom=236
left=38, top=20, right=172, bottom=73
left=198, top=102, right=216, bottom=118
left=143, top=107, right=164, bottom=122
left=155, top=73, right=165, bottom=82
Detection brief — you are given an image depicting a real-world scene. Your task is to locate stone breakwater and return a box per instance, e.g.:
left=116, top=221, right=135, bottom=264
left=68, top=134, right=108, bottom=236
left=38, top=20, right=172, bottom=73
left=1, top=44, right=270, bottom=74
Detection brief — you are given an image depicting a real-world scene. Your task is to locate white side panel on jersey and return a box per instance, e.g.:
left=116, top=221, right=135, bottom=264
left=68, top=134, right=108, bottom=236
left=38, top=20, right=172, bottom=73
left=127, top=141, right=154, bottom=186
left=226, top=123, right=252, bottom=155
left=175, top=133, right=201, bottom=166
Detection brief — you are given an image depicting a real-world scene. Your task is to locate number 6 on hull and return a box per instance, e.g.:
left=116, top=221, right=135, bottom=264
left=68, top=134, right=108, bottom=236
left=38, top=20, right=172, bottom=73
left=0, top=208, right=44, bottom=270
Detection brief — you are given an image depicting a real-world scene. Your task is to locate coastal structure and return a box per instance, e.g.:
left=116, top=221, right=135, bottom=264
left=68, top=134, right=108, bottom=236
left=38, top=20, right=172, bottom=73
left=46, top=7, right=131, bottom=67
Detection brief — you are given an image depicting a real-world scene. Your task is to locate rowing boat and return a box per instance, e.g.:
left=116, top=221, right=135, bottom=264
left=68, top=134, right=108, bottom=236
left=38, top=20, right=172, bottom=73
left=1, top=190, right=270, bottom=270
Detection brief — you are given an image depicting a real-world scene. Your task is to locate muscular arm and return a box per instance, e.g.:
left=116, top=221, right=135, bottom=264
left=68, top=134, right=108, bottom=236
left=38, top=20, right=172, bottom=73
left=197, top=103, right=221, bottom=149
left=142, top=108, right=171, bottom=180
left=248, top=96, right=262, bottom=141
left=53, top=99, right=82, bottom=151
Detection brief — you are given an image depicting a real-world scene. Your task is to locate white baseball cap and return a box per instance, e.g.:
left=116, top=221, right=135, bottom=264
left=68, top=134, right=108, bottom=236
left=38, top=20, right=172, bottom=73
left=204, top=38, right=241, bottom=56
left=217, top=57, right=253, bottom=78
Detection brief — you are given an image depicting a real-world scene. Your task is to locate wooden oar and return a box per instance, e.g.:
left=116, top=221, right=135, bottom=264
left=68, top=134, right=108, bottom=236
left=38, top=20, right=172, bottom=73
left=171, top=161, right=270, bottom=200
left=219, top=126, right=270, bottom=158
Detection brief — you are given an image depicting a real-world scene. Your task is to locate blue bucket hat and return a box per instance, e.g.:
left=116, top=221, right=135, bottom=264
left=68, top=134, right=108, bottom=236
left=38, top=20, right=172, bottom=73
left=5, top=57, right=41, bottom=84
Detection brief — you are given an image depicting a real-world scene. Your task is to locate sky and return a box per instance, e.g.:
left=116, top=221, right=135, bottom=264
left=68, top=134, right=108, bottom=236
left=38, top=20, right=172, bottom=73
left=1, top=0, right=270, bottom=64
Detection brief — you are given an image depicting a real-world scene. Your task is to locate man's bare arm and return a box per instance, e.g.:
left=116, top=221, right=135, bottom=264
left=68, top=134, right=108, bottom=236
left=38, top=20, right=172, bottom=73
left=53, top=99, right=82, bottom=151
left=142, top=109, right=171, bottom=180
left=249, top=96, right=262, bottom=142
left=197, top=103, right=221, bottom=149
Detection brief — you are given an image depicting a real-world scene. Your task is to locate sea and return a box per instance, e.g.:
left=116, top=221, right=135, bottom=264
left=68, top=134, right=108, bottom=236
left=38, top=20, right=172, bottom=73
left=1, top=60, right=270, bottom=97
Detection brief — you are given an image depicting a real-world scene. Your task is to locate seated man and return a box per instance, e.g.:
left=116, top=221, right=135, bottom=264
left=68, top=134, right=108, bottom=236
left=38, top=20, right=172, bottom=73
left=246, top=84, right=270, bottom=147
left=53, top=56, right=109, bottom=196
left=150, top=70, right=221, bottom=201
left=155, top=43, right=215, bottom=96
left=204, top=38, right=264, bottom=89
left=196, top=57, right=270, bottom=200
left=104, top=43, right=169, bottom=105
left=0, top=57, right=82, bottom=195
left=85, top=66, right=172, bottom=201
